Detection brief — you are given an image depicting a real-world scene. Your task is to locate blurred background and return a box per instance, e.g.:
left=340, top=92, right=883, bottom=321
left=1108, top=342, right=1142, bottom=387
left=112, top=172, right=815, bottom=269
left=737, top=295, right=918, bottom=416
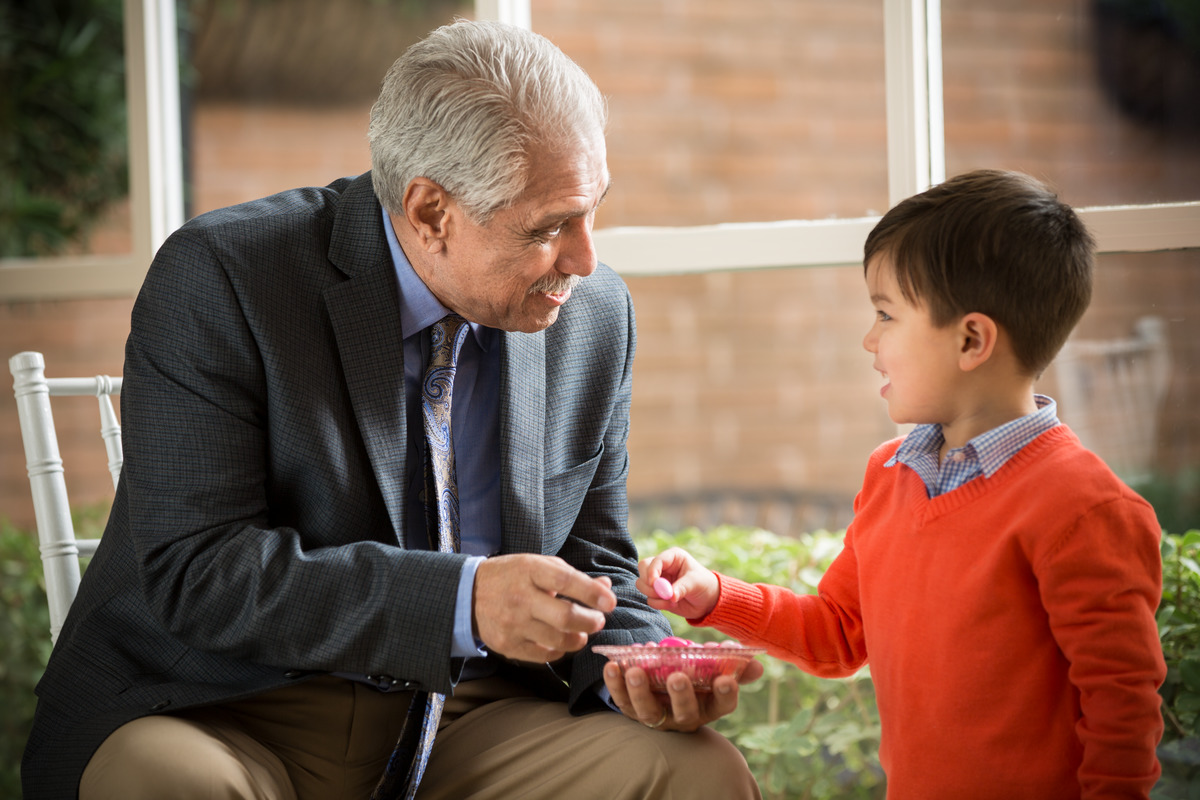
left=2, top=0, right=1199, bottom=536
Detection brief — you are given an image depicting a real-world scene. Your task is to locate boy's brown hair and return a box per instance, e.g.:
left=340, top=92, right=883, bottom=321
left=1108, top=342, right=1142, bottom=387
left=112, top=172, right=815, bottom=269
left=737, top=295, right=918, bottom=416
left=864, top=169, right=1095, bottom=376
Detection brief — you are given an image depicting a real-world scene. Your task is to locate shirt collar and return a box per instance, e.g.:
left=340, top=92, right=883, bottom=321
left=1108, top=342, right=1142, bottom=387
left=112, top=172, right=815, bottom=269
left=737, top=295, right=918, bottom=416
left=381, top=206, right=491, bottom=350
left=969, top=395, right=1059, bottom=477
left=887, top=395, right=1060, bottom=476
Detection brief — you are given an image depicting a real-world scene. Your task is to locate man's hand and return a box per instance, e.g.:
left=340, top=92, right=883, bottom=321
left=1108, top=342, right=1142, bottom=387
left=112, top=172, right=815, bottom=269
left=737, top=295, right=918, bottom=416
left=602, top=658, right=764, bottom=733
left=473, top=554, right=617, bottom=663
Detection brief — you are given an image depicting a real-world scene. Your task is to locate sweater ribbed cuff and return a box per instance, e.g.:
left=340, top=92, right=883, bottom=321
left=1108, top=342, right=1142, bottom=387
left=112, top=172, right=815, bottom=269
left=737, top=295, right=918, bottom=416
left=687, top=572, right=767, bottom=642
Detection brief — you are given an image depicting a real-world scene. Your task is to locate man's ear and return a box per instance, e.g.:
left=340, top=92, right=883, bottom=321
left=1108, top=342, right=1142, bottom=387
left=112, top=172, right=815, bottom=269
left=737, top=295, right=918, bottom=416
left=958, top=312, right=998, bottom=372
left=401, top=178, right=453, bottom=254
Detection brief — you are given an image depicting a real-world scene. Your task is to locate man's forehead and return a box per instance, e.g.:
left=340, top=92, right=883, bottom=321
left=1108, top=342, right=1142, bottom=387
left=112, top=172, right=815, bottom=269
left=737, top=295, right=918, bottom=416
left=519, top=172, right=610, bottom=225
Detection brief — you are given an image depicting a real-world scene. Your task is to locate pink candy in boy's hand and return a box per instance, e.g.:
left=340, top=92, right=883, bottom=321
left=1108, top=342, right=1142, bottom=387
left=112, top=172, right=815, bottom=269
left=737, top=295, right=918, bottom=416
left=652, top=576, right=673, bottom=601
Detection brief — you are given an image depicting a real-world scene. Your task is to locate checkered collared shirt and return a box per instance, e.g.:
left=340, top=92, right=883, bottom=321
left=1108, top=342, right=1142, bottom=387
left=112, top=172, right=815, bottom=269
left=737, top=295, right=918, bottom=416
left=885, top=395, right=1061, bottom=498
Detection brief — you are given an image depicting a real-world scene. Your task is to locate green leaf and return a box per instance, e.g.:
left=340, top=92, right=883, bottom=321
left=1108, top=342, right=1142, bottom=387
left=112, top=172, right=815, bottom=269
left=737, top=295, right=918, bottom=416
left=1183, top=659, right=1200, bottom=692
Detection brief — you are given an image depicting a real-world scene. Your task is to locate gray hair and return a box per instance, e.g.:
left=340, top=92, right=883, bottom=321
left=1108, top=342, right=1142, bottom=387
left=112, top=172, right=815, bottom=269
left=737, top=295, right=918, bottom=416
left=369, top=19, right=608, bottom=223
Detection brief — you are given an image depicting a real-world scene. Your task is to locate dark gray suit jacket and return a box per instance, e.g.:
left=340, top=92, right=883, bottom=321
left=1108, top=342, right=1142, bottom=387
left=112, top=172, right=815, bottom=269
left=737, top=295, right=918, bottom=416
left=22, top=173, right=670, bottom=798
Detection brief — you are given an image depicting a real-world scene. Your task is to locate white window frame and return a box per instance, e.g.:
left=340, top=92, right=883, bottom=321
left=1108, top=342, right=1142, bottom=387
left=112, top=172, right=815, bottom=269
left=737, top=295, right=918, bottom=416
left=2, top=0, right=1195, bottom=301
left=586, top=0, right=1200, bottom=275
left=0, top=0, right=184, bottom=301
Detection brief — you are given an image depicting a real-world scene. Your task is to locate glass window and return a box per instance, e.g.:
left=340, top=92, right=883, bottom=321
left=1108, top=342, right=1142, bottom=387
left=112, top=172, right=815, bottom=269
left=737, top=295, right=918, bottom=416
left=182, top=0, right=470, bottom=217
left=1, top=0, right=130, bottom=258
left=1041, top=248, right=1200, bottom=532
left=942, top=0, right=1200, bottom=207
left=531, top=0, right=890, bottom=228
left=625, top=264, right=893, bottom=535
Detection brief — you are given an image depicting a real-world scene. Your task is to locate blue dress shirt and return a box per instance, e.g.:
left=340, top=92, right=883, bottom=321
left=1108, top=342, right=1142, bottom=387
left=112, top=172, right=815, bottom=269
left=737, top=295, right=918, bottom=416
left=383, top=208, right=501, bottom=662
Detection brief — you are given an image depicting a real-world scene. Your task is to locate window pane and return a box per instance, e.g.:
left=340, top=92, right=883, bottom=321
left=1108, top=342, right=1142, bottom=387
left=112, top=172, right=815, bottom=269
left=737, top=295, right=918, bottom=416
left=531, top=0, right=889, bottom=228
left=1040, top=248, right=1200, bottom=531
left=184, top=0, right=469, bottom=216
left=625, top=265, right=893, bottom=535
left=942, top=0, right=1200, bottom=207
left=626, top=251, right=1200, bottom=538
left=2, top=0, right=131, bottom=257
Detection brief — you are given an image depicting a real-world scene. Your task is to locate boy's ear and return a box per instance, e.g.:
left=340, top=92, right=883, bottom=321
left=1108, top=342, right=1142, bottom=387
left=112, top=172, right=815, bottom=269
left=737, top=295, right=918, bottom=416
left=957, top=312, right=998, bottom=372
left=400, top=177, right=454, bottom=254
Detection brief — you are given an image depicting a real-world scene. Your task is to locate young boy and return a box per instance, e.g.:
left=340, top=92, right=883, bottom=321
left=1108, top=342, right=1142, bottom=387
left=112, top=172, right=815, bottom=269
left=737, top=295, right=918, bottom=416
left=635, top=170, right=1167, bottom=798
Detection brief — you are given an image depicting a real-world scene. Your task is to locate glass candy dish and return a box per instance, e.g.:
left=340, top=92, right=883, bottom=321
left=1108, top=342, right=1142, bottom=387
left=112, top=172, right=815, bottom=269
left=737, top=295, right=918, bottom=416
left=593, top=638, right=765, bottom=692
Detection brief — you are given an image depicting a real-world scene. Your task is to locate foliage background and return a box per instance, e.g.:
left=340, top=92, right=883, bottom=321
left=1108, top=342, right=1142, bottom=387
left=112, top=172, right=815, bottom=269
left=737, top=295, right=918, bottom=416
left=1155, top=529, right=1200, bottom=797
left=0, top=522, right=51, bottom=800
left=0, top=0, right=127, bottom=258
left=2, top=521, right=1197, bottom=798
left=635, top=526, right=885, bottom=800
left=634, top=525, right=1200, bottom=800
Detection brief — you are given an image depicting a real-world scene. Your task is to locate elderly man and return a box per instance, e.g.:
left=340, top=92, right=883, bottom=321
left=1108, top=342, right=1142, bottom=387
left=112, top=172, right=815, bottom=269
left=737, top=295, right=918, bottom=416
left=22, top=19, right=762, bottom=800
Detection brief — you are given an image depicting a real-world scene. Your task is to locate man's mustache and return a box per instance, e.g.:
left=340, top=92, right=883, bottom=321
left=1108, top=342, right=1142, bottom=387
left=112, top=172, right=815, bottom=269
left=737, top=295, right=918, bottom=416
left=529, top=273, right=581, bottom=295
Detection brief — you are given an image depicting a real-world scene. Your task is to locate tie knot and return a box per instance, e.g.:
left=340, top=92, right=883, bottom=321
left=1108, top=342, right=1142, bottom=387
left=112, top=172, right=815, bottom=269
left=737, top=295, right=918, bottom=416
left=429, top=313, right=470, bottom=371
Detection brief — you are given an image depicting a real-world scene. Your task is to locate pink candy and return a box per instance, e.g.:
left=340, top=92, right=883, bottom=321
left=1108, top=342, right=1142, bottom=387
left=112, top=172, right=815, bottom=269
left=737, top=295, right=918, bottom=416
left=625, top=636, right=744, bottom=649
left=652, top=576, right=673, bottom=600
left=593, top=640, right=763, bottom=693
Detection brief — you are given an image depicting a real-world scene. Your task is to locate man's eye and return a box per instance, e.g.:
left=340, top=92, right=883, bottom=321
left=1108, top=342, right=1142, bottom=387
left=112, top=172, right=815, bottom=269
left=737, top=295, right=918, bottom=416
left=530, top=224, right=565, bottom=243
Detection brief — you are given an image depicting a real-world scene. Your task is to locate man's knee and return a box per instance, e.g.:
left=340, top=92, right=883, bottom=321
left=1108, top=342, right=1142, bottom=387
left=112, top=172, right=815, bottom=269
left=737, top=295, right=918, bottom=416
left=572, top=715, right=760, bottom=799
left=626, top=725, right=761, bottom=799
left=79, top=713, right=294, bottom=800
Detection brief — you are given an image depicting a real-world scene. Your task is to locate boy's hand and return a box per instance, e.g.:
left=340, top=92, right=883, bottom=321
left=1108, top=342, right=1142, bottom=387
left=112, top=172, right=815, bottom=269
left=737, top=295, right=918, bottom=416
left=637, top=547, right=720, bottom=620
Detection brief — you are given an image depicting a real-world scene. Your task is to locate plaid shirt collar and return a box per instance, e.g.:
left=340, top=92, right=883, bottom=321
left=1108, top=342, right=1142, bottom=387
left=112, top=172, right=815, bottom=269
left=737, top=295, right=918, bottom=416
left=885, top=395, right=1060, bottom=497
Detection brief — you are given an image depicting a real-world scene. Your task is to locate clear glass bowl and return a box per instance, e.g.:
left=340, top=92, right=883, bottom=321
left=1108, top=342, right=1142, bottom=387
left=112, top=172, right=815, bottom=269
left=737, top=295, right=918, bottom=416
left=593, top=643, right=765, bottom=692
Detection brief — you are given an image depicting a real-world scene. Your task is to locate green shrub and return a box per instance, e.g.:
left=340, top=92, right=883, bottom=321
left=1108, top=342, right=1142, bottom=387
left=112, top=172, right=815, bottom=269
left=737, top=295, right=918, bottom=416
left=0, top=507, right=103, bottom=796
left=0, top=0, right=128, bottom=257
left=2, top=520, right=1193, bottom=797
left=1134, top=472, right=1200, bottom=538
left=635, top=526, right=885, bottom=800
left=640, top=525, right=1200, bottom=800
left=0, top=521, right=51, bottom=799
left=1154, top=530, right=1200, bottom=799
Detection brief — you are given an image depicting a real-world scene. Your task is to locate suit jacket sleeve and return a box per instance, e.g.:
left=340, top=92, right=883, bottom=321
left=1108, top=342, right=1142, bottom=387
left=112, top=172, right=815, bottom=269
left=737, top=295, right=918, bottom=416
left=121, top=183, right=466, bottom=694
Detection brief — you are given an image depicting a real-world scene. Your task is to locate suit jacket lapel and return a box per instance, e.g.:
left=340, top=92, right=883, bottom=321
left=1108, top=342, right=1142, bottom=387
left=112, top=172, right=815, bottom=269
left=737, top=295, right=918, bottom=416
left=499, top=330, right=545, bottom=554
left=324, top=174, right=409, bottom=544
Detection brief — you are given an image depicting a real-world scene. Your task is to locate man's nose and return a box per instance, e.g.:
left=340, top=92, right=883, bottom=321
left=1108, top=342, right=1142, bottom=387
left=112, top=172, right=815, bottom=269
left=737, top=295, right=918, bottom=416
left=556, top=219, right=598, bottom=278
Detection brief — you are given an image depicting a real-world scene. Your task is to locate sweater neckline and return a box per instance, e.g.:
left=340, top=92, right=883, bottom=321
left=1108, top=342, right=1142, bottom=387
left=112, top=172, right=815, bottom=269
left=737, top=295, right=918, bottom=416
left=907, top=424, right=1079, bottom=517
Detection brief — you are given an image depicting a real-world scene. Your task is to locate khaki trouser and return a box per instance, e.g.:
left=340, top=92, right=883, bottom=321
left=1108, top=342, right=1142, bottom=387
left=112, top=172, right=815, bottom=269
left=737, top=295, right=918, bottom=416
left=80, top=674, right=761, bottom=799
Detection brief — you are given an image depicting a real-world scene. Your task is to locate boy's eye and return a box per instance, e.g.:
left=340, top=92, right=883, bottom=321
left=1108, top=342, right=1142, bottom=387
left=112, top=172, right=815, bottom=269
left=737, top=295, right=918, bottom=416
left=876, top=310, right=892, bottom=322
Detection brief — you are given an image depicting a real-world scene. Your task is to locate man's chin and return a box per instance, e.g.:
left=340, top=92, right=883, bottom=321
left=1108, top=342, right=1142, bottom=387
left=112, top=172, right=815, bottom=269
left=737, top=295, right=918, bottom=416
left=530, top=307, right=562, bottom=332
left=496, top=306, right=562, bottom=334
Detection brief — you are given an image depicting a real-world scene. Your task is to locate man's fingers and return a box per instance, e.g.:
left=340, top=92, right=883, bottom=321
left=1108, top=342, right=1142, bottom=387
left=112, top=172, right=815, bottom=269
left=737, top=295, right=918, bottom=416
left=665, top=672, right=702, bottom=728
left=475, top=555, right=617, bottom=660
left=603, top=662, right=631, bottom=708
left=737, top=658, right=765, bottom=685
left=699, top=675, right=740, bottom=721
left=620, top=666, right=669, bottom=726
left=483, top=617, right=589, bottom=663
left=539, top=591, right=610, bottom=635
left=536, top=559, right=617, bottom=615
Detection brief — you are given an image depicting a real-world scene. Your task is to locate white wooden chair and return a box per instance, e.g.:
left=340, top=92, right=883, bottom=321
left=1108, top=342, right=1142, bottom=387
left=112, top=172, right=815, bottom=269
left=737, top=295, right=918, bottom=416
left=9, top=351, right=122, bottom=644
left=1052, top=316, right=1171, bottom=485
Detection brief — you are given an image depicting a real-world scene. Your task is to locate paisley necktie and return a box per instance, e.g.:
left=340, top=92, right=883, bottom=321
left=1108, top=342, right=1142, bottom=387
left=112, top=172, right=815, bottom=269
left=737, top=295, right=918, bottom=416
left=372, top=312, right=470, bottom=800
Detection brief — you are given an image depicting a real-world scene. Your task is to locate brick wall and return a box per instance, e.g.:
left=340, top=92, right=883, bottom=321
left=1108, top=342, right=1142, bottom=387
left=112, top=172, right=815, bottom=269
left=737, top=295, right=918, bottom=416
left=3, top=0, right=1198, bottom=532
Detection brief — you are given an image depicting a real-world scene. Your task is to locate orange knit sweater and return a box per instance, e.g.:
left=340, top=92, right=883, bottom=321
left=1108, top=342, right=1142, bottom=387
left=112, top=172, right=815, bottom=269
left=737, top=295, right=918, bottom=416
left=695, top=426, right=1166, bottom=799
